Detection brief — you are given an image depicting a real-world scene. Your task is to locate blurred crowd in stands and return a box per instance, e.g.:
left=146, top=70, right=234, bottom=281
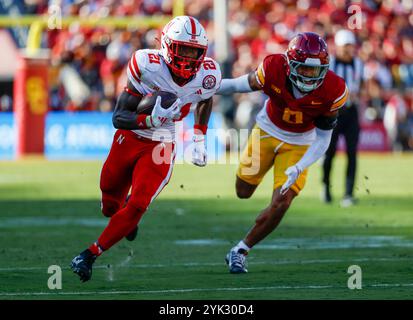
left=1, top=0, right=413, bottom=150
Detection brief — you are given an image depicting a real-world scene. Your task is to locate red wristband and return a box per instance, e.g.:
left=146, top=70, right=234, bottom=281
left=194, top=124, right=208, bottom=135
left=136, top=114, right=150, bottom=128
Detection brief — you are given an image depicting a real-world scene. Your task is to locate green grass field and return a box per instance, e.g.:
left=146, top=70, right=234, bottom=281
left=0, top=154, right=412, bottom=300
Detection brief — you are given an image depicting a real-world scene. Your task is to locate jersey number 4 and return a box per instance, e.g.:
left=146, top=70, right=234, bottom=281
left=282, top=108, right=303, bottom=124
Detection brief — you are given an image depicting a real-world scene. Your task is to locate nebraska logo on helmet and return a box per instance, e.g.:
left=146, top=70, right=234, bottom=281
left=202, top=75, right=216, bottom=90
left=160, top=16, right=208, bottom=80
left=286, top=32, right=330, bottom=92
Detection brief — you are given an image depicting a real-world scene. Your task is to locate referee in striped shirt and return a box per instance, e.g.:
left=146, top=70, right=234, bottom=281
left=322, top=29, right=363, bottom=207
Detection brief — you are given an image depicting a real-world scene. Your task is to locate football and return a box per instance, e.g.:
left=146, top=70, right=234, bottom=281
left=136, top=91, right=178, bottom=115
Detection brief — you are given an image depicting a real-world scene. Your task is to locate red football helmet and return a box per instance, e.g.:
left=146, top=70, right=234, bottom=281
left=286, top=32, right=330, bottom=92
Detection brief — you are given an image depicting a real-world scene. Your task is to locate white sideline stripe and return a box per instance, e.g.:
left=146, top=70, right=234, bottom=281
left=175, top=236, right=413, bottom=250
left=0, top=217, right=107, bottom=228
left=370, top=283, right=413, bottom=288
left=1, top=283, right=413, bottom=297
left=0, top=257, right=411, bottom=272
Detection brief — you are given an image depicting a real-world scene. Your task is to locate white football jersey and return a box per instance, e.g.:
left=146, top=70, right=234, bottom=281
left=126, top=49, right=222, bottom=142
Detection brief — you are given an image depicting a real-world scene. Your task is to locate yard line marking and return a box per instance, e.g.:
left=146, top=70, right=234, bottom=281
left=0, top=217, right=107, bottom=228
left=1, top=283, right=413, bottom=297
left=0, top=257, right=411, bottom=272
left=370, top=283, right=413, bottom=288
left=175, top=236, right=413, bottom=250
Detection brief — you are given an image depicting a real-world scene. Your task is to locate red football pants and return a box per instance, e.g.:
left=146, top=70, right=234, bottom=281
left=97, top=129, right=175, bottom=250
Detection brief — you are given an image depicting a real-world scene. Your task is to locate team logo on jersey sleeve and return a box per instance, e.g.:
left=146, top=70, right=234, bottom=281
left=202, top=75, right=216, bottom=89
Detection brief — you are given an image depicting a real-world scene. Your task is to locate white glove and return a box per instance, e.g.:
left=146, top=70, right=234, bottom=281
left=150, top=96, right=182, bottom=127
left=192, top=134, right=207, bottom=167
left=280, top=164, right=303, bottom=195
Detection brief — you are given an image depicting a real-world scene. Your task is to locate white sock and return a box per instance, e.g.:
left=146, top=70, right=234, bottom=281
left=233, top=240, right=251, bottom=253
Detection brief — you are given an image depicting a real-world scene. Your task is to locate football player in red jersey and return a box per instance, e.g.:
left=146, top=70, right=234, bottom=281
left=70, top=16, right=222, bottom=282
left=217, top=32, right=348, bottom=273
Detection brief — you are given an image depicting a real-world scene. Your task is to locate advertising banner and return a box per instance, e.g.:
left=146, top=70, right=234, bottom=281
left=0, top=111, right=226, bottom=160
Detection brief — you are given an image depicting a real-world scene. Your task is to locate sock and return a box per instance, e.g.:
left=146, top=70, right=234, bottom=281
left=88, top=242, right=104, bottom=256
left=97, top=204, right=145, bottom=250
left=233, top=240, right=251, bottom=253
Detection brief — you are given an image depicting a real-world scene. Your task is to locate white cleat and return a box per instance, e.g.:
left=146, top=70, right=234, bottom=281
left=340, top=196, right=357, bottom=208
left=225, top=248, right=248, bottom=274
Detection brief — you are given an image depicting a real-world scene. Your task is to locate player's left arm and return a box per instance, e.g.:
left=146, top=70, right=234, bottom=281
left=295, top=113, right=337, bottom=171
left=281, top=80, right=349, bottom=194
left=192, top=97, right=213, bottom=167
left=194, top=97, right=213, bottom=132
left=281, top=114, right=337, bottom=194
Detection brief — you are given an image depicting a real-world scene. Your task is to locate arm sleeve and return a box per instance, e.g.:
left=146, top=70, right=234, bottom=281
left=112, top=90, right=151, bottom=130
left=295, top=128, right=333, bottom=171
left=216, top=74, right=252, bottom=95
left=314, top=113, right=338, bottom=130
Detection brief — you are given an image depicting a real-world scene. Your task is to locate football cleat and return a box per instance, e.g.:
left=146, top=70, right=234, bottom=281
left=340, top=195, right=357, bottom=208
left=225, top=248, right=248, bottom=274
left=71, top=249, right=97, bottom=282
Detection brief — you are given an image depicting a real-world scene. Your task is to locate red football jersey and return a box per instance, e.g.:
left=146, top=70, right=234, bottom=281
left=256, top=54, right=348, bottom=133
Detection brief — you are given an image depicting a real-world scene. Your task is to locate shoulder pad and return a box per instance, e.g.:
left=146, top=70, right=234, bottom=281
left=200, top=57, right=222, bottom=92
left=135, top=49, right=163, bottom=74
left=258, top=54, right=286, bottom=87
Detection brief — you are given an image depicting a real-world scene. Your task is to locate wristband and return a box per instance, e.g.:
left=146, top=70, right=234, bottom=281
left=136, top=114, right=152, bottom=128
left=194, top=124, right=208, bottom=135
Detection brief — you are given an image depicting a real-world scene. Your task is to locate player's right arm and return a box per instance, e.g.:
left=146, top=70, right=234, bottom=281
left=112, top=80, right=157, bottom=130
left=112, top=49, right=155, bottom=130
left=217, top=55, right=284, bottom=95
left=216, top=69, right=263, bottom=95
left=112, top=83, right=180, bottom=130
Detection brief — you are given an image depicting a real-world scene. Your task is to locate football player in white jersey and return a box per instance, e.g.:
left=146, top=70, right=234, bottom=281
left=71, top=16, right=221, bottom=282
